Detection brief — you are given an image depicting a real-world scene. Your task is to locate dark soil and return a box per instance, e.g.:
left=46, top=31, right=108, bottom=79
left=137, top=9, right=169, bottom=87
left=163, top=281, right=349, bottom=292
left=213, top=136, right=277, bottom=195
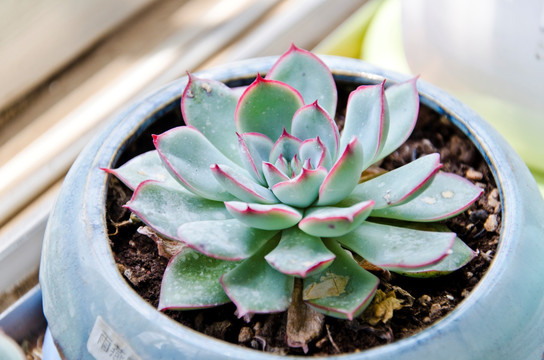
left=106, top=80, right=500, bottom=356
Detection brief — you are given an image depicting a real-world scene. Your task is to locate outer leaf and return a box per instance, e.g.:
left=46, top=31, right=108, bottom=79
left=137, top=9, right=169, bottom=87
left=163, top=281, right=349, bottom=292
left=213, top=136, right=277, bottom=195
left=334, top=221, right=455, bottom=269
left=237, top=132, right=274, bottom=184
left=267, top=44, right=337, bottom=116
left=154, top=126, right=247, bottom=201
left=396, top=237, right=476, bottom=277
left=181, top=75, right=241, bottom=164
left=343, top=153, right=442, bottom=209
left=317, top=137, right=365, bottom=206
left=298, top=200, right=374, bottom=237
left=177, top=219, right=278, bottom=261
left=158, top=247, right=240, bottom=310
left=291, top=102, right=339, bottom=158
left=224, top=201, right=303, bottom=230
left=126, top=181, right=230, bottom=240
left=271, top=167, right=328, bottom=208
left=370, top=172, right=483, bottom=221
left=221, top=236, right=294, bottom=317
left=262, top=162, right=289, bottom=187
left=235, top=74, right=304, bottom=141
left=374, top=78, right=419, bottom=162
left=211, top=164, right=277, bottom=204
left=339, top=82, right=386, bottom=168
left=269, top=129, right=302, bottom=163
left=102, top=150, right=180, bottom=190
left=265, top=227, right=335, bottom=278
left=303, top=238, right=379, bottom=320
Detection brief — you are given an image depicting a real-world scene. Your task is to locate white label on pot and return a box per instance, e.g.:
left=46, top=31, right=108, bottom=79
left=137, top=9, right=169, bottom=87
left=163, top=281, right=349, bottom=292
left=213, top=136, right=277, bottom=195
left=87, top=316, right=141, bottom=360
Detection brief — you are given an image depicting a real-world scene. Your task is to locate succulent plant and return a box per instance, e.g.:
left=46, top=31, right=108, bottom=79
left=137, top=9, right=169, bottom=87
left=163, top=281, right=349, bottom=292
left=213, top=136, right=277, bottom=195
left=105, top=45, right=482, bottom=323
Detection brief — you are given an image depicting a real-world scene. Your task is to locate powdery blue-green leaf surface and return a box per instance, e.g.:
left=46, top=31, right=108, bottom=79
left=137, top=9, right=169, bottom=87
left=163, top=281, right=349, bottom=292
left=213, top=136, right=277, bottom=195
left=371, top=172, right=483, bottom=221
left=396, top=237, right=475, bottom=277
left=177, top=219, right=278, bottom=261
left=235, top=75, right=303, bottom=141
left=225, top=201, right=303, bottom=230
left=181, top=75, right=241, bottom=164
left=126, top=181, right=230, bottom=240
left=221, top=237, right=294, bottom=317
left=237, top=132, right=274, bottom=184
left=334, top=221, right=455, bottom=269
left=154, top=126, right=246, bottom=201
left=269, top=130, right=302, bottom=163
left=211, top=164, right=277, bottom=204
left=375, top=78, right=419, bottom=162
left=343, top=153, right=442, bottom=209
left=340, top=82, right=386, bottom=168
left=158, top=247, right=240, bottom=310
left=298, top=200, right=374, bottom=237
left=272, top=167, right=328, bottom=208
left=291, top=102, right=339, bottom=158
left=318, top=137, right=365, bottom=206
left=262, top=162, right=289, bottom=187
left=267, top=44, right=337, bottom=116
left=265, top=227, right=335, bottom=277
left=103, top=150, right=180, bottom=190
left=303, top=238, right=379, bottom=320
left=298, top=138, right=331, bottom=170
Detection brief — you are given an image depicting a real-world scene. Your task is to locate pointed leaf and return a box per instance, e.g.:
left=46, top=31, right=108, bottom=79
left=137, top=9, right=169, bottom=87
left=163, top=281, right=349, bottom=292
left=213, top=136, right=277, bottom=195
left=334, top=221, right=455, bottom=270
left=291, top=102, right=339, bottom=158
left=221, top=236, right=294, bottom=317
left=262, top=162, right=289, bottom=187
left=211, top=163, right=277, bottom=204
left=181, top=75, right=241, bottom=164
left=126, top=181, right=230, bottom=240
left=298, top=200, right=374, bottom=237
left=303, top=238, right=379, bottom=320
left=158, top=247, right=240, bottom=310
left=298, top=137, right=332, bottom=170
left=265, top=227, right=335, bottom=277
left=154, top=126, right=246, bottom=201
left=102, top=150, right=180, bottom=190
left=317, top=137, right=365, bottom=206
left=371, top=172, right=483, bottom=221
left=267, top=44, right=337, bottom=116
left=375, top=78, right=420, bottom=162
left=271, top=167, right=328, bottom=208
left=339, top=82, right=386, bottom=168
left=343, top=153, right=442, bottom=209
left=235, top=74, right=304, bottom=141
left=177, top=219, right=278, bottom=261
left=224, top=201, right=303, bottom=230
left=269, top=129, right=302, bottom=163
left=237, top=132, right=274, bottom=184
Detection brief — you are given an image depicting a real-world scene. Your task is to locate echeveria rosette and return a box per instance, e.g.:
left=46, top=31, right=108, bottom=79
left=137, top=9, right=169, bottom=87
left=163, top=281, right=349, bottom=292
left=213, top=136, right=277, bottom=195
left=106, top=45, right=483, bottom=321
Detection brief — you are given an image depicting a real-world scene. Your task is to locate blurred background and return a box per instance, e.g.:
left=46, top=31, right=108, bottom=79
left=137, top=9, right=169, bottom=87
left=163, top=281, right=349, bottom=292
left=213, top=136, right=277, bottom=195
left=0, top=0, right=543, bottom=356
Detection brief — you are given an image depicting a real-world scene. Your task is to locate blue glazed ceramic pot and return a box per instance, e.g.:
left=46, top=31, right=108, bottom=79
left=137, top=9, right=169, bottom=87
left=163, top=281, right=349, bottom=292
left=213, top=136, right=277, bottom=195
left=40, top=56, right=544, bottom=359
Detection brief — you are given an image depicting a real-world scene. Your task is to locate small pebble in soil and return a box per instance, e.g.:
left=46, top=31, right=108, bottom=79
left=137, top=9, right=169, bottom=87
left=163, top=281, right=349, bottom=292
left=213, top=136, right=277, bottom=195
left=484, top=214, right=499, bottom=232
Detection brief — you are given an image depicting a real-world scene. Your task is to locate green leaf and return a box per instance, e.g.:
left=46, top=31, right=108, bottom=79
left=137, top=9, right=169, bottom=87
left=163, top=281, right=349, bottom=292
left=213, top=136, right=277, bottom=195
left=158, top=247, right=240, bottom=310
left=298, top=138, right=332, bottom=170
left=269, top=129, right=302, bottom=163
left=271, top=167, right=328, bottom=208
left=235, top=74, right=303, bottom=141
left=265, top=227, right=335, bottom=277
left=267, top=44, right=337, bottom=117
left=291, top=102, right=339, bottom=159
left=238, top=132, right=274, bottom=185
left=374, top=78, right=419, bottom=162
left=298, top=200, right=374, bottom=237
left=224, top=201, right=303, bottom=230
left=340, top=82, right=386, bottom=168
left=103, top=150, right=180, bottom=190
left=221, top=237, right=294, bottom=317
left=343, top=153, right=442, bottom=209
left=181, top=75, right=241, bottom=164
left=154, top=126, right=247, bottom=201
left=317, top=137, right=365, bottom=206
left=211, top=163, right=277, bottom=204
left=262, top=162, right=289, bottom=187
left=303, top=238, right=379, bottom=320
left=126, top=181, right=230, bottom=240
left=334, top=221, right=455, bottom=269
left=370, top=172, right=483, bottom=221
left=177, top=219, right=278, bottom=261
